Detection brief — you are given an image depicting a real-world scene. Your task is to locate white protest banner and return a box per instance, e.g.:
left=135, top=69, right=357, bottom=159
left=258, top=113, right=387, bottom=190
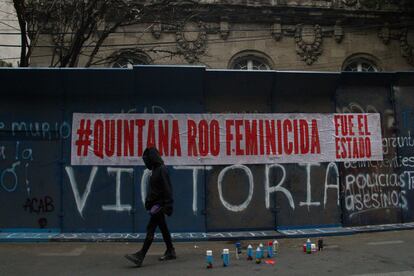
left=71, top=113, right=383, bottom=166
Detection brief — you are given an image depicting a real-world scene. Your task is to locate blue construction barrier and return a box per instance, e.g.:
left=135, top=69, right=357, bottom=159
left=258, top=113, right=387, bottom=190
left=0, top=66, right=413, bottom=234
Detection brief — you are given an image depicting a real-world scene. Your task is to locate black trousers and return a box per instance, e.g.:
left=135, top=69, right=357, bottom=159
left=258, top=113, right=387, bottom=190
left=141, top=212, right=174, bottom=256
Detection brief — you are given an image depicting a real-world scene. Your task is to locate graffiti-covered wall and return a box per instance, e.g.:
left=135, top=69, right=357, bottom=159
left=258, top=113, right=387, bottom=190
left=0, top=67, right=413, bottom=233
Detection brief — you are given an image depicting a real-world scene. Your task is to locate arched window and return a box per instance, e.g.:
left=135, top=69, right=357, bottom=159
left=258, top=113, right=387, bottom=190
left=109, top=49, right=152, bottom=68
left=0, top=60, right=12, bottom=67
left=228, top=51, right=273, bottom=70
left=342, top=54, right=380, bottom=72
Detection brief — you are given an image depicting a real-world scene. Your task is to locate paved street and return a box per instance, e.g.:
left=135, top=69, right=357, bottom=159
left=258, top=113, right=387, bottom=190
left=1, top=230, right=414, bottom=276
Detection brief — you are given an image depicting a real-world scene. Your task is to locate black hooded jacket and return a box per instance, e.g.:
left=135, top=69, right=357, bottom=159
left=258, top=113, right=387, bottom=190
left=143, top=147, right=173, bottom=216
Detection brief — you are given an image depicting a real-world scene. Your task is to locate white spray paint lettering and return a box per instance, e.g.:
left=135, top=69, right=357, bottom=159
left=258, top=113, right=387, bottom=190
left=324, top=162, right=340, bottom=207
left=299, top=163, right=321, bottom=210
left=218, top=164, right=254, bottom=212
left=65, top=166, right=98, bottom=218
left=63, top=162, right=343, bottom=217
left=265, top=163, right=294, bottom=210
left=102, top=167, right=133, bottom=212
left=1, top=161, right=20, bottom=192
left=0, top=142, right=34, bottom=193
left=11, top=121, right=71, bottom=140
left=173, top=166, right=212, bottom=214
left=140, top=169, right=151, bottom=207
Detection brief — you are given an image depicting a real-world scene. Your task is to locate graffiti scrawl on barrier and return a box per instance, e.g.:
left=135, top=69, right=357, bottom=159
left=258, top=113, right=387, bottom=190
left=0, top=141, right=33, bottom=194
left=0, top=68, right=413, bottom=233
left=64, top=161, right=342, bottom=217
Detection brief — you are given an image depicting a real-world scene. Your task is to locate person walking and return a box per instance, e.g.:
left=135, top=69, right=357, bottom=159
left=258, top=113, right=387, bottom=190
left=125, top=147, right=176, bottom=267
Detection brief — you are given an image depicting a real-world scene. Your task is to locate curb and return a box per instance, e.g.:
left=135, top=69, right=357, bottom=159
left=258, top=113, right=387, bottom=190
left=1, top=223, right=414, bottom=243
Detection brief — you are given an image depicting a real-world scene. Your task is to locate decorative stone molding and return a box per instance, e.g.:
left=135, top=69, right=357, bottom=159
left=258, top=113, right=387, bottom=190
left=334, top=20, right=344, bottom=43
left=150, top=21, right=223, bottom=36
left=271, top=20, right=282, bottom=41
left=400, top=28, right=414, bottom=66
left=176, top=21, right=208, bottom=63
left=340, top=0, right=407, bottom=9
left=359, top=0, right=378, bottom=9
left=342, top=0, right=358, bottom=6
left=151, top=21, right=162, bottom=39
left=295, top=24, right=323, bottom=65
left=193, top=0, right=410, bottom=10
left=378, top=23, right=390, bottom=44
left=219, top=20, right=230, bottom=40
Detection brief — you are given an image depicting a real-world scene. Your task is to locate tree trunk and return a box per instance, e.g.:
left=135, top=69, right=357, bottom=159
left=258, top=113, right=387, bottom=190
left=13, top=0, right=29, bottom=67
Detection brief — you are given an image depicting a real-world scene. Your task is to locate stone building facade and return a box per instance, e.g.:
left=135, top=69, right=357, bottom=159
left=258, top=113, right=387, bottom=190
left=0, top=1, right=21, bottom=66
left=31, top=0, right=414, bottom=72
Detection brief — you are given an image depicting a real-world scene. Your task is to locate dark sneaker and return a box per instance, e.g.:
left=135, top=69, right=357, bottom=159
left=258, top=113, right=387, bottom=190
left=124, top=252, right=144, bottom=267
left=159, top=249, right=176, bottom=261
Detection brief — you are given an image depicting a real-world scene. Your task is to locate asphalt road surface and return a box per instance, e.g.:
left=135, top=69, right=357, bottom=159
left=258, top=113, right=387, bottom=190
left=1, top=230, right=414, bottom=275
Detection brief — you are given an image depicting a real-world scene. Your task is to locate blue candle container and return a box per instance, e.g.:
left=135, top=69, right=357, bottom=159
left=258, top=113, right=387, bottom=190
left=206, top=250, right=213, bottom=269
left=247, top=244, right=253, bottom=260
left=222, top=249, right=229, bottom=267
left=255, top=247, right=262, bottom=264
left=267, top=241, right=273, bottom=258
